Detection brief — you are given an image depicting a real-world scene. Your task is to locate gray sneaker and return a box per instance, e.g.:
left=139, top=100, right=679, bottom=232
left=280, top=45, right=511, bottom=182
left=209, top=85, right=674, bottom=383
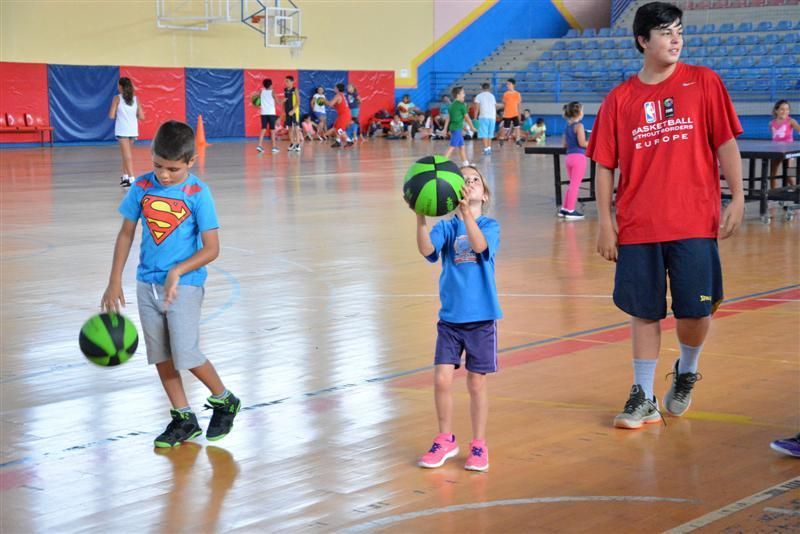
left=664, top=359, right=701, bottom=416
left=614, top=385, right=663, bottom=429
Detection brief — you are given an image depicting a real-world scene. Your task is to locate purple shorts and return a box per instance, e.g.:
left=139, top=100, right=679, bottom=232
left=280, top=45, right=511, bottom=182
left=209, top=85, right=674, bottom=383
left=435, top=319, right=498, bottom=374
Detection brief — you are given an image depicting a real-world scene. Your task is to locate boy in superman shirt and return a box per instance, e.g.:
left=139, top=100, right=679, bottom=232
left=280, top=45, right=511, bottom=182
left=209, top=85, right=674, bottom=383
left=102, top=120, right=241, bottom=448
left=587, top=2, right=744, bottom=429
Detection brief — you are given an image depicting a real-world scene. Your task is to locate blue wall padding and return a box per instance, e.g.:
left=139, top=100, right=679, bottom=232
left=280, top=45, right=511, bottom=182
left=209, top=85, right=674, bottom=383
left=299, top=70, right=347, bottom=122
left=401, top=0, right=570, bottom=108
left=47, top=65, right=118, bottom=142
left=185, top=68, right=244, bottom=138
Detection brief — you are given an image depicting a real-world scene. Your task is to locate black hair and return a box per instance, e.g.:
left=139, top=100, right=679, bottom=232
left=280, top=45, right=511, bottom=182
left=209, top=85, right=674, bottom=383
left=263, top=78, right=272, bottom=89
left=773, top=99, right=791, bottom=118
left=336, top=82, right=345, bottom=92
left=119, top=77, right=134, bottom=106
left=451, top=86, right=463, bottom=99
left=535, top=117, right=545, bottom=124
left=633, top=1, right=683, bottom=54
left=285, top=75, right=294, bottom=82
left=152, top=120, right=195, bottom=163
left=507, top=78, right=516, bottom=85
left=563, top=101, right=583, bottom=119
left=481, top=82, right=491, bottom=90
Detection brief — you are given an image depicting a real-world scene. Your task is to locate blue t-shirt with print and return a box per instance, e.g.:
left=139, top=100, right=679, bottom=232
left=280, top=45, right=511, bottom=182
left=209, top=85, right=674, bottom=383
left=119, top=172, right=219, bottom=287
left=426, top=215, right=502, bottom=323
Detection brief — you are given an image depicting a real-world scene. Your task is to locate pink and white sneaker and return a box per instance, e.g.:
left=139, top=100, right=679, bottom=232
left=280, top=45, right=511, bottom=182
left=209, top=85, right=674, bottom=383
left=464, top=439, right=489, bottom=472
left=418, top=433, right=459, bottom=468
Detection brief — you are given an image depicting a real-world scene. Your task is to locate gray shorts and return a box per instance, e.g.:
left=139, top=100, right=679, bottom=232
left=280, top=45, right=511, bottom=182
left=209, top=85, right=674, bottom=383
left=136, top=282, right=206, bottom=370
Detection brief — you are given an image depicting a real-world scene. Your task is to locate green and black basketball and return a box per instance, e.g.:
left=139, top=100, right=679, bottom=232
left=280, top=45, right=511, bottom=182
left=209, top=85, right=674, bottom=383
left=403, top=155, right=465, bottom=217
left=79, top=313, right=138, bottom=367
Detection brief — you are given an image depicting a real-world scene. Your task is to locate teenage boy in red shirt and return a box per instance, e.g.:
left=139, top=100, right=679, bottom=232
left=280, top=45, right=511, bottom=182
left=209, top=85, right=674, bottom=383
left=587, top=1, right=744, bottom=429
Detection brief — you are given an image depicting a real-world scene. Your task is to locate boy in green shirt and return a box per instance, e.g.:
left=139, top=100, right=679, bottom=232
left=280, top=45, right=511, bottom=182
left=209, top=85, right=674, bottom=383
left=443, top=86, right=476, bottom=166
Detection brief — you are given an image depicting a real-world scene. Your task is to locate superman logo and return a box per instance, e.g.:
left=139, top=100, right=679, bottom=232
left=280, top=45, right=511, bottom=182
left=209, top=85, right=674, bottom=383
left=141, top=195, right=191, bottom=245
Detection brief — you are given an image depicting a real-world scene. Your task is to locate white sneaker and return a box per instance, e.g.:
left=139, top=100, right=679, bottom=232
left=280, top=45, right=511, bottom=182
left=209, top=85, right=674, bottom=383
left=461, top=160, right=470, bottom=167
left=256, top=145, right=264, bottom=153
left=271, top=147, right=280, bottom=153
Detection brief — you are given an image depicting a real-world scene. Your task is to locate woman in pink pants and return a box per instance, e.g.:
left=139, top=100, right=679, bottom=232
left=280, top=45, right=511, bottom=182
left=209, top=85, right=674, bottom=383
left=560, top=101, right=588, bottom=220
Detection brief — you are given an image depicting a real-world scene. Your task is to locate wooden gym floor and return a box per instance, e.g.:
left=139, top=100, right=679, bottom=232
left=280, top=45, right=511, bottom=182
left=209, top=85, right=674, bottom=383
left=1, top=139, right=798, bottom=533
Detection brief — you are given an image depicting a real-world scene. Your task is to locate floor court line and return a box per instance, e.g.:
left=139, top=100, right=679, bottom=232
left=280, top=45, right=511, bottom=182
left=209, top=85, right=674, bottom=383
left=1, top=284, right=796, bottom=467
left=662, top=477, right=800, bottom=533
left=341, top=496, right=698, bottom=533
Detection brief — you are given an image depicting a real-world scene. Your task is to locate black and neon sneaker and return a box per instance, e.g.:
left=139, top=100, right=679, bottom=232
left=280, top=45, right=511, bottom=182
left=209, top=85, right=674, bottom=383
left=154, top=410, right=202, bottom=448
left=205, top=393, right=241, bottom=441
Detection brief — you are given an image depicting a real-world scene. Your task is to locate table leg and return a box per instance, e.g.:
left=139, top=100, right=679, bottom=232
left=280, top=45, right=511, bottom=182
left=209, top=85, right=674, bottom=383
left=760, top=158, right=769, bottom=222
left=747, top=158, right=755, bottom=197
left=553, top=153, right=562, bottom=207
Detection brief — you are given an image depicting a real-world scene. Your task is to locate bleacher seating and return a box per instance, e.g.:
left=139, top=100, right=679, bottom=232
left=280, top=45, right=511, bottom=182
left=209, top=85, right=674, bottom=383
left=441, top=2, right=799, bottom=105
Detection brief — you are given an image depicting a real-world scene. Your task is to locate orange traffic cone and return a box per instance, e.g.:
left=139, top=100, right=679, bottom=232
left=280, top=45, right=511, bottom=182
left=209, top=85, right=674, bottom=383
left=196, top=114, right=210, bottom=146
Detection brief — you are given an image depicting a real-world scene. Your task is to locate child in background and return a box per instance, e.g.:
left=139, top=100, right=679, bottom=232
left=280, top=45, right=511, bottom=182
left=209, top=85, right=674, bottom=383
left=435, top=95, right=451, bottom=133
left=529, top=118, right=547, bottom=144
left=769, top=100, right=800, bottom=188
left=102, top=120, right=241, bottom=448
left=443, top=86, right=476, bottom=167
left=311, top=86, right=328, bottom=138
left=414, top=165, right=502, bottom=472
left=109, top=77, right=145, bottom=187
left=387, top=114, right=407, bottom=139
left=561, top=102, right=588, bottom=219
left=409, top=113, right=429, bottom=140
left=301, top=114, right=321, bottom=142
left=256, top=78, right=279, bottom=154
left=520, top=110, right=534, bottom=140
left=498, top=78, right=522, bottom=146
left=346, top=117, right=361, bottom=145
left=473, top=82, right=497, bottom=155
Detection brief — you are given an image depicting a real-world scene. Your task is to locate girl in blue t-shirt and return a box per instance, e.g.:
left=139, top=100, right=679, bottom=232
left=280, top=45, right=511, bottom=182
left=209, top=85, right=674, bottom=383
left=412, top=165, right=502, bottom=473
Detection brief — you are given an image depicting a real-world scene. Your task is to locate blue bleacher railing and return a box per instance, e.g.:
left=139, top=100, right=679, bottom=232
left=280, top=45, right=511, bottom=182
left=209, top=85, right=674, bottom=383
left=611, top=0, right=636, bottom=26
left=429, top=67, right=800, bottom=104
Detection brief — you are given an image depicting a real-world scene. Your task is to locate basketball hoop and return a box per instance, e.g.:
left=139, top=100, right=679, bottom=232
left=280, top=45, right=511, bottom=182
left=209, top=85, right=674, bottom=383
left=282, top=35, right=307, bottom=58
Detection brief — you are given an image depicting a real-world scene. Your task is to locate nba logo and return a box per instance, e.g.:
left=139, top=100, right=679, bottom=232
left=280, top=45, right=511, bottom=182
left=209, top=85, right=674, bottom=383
left=644, top=101, right=656, bottom=123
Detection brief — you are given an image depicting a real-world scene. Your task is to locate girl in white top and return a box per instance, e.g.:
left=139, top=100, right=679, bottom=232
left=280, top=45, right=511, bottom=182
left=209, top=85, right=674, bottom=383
left=311, top=86, right=328, bottom=139
left=108, top=77, right=144, bottom=187
left=257, top=78, right=280, bottom=153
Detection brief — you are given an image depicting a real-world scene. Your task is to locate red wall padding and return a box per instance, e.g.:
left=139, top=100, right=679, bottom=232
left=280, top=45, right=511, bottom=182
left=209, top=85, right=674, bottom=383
left=243, top=69, right=298, bottom=137
left=0, top=62, right=50, bottom=143
left=348, top=71, right=395, bottom=129
left=120, top=66, right=186, bottom=141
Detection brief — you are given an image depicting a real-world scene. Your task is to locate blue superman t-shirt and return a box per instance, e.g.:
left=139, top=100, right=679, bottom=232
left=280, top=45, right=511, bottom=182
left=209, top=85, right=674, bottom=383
left=426, top=215, right=502, bottom=323
left=119, top=172, right=219, bottom=287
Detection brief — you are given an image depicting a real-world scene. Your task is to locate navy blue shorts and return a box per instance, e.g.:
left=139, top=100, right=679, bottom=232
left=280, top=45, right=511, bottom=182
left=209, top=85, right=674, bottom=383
left=435, top=319, right=498, bottom=374
left=614, top=238, right=723, bottom=321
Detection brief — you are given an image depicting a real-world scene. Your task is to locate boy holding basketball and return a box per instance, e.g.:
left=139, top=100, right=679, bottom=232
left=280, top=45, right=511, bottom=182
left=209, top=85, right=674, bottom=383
left=587, top=2, right=744, bottom=429
left=414, top=165, right=501, bottom=472
left=102, top=120, right=241, bottom=448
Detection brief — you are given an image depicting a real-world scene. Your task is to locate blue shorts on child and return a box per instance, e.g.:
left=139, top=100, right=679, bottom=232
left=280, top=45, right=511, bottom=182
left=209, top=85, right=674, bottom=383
left=435, top=319, right=498, bottom=373
left=449, top=130, right=464, bottom=147
left=477, top=118, right=494, bottom=139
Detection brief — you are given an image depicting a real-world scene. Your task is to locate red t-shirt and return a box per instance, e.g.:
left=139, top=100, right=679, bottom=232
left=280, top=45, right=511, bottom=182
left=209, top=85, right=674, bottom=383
left=586, top=62, right=742, bottom=245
